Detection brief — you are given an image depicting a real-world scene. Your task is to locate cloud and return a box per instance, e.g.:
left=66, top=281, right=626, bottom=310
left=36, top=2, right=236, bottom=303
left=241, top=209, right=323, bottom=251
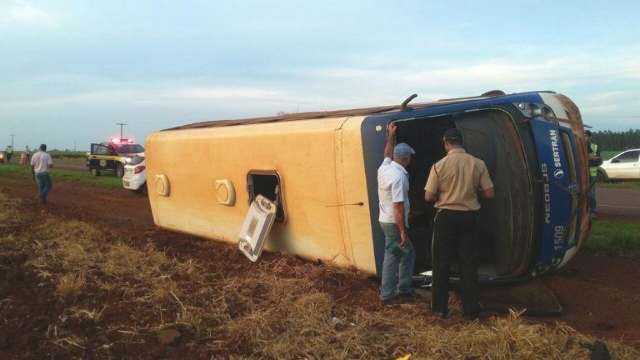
left=577, top=90, right=640, bottom=121
left=295, top=47, right=640, bottom=128
left=2, top=43, right=640, bottom=132
left=171, top=86, right=283, bottom=101
left=307, top=53, right=640, bottom=91
left=0, top=1, right=59, bottom=27
left=0, top=84, right=295, bottom=112
left=0, top=73, right=395, bottom=114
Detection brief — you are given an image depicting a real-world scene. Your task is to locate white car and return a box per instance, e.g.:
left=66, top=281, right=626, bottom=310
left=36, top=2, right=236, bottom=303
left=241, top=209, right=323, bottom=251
left=122, top=157, right=147, bottom=193
left=597, top=149, right=640, bottom=181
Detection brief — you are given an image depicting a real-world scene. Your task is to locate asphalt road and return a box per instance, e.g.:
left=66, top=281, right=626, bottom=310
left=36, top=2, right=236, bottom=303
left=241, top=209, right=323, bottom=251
left=597, top=187, right=640, bottom=220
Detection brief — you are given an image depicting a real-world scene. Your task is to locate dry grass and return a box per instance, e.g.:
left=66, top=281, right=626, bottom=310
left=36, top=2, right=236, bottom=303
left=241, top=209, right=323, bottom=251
left=29, top=219, right=104, bottom=272
left=1, top=193, right=639, bottom=359
left=0, top=192, right=24, bottom=228
left=221, top=282, right=627, bottom=359
left=55, top=272, right=86, bottom=298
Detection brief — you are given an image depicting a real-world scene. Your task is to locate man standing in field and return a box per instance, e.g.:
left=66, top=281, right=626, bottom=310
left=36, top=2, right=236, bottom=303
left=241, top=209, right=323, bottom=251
left=425, top=128, right=494, bottom=319
left=377, top=122, right=416, bottom=305
left=585, top=130, right=601, bottom=216
left=5, top=145, right=13, bottom=163
left=30, top=144, right=54, bottom=205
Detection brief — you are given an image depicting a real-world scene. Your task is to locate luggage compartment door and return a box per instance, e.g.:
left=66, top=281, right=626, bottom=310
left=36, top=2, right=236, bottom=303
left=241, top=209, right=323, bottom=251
left=238, top=195, right=277, bottom=262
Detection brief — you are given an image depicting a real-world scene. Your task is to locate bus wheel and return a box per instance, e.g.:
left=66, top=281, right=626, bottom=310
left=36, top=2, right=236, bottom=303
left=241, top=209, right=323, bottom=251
left=91, top=168, right=101, bottom=176
left=116, top=163, right=124, bottom=178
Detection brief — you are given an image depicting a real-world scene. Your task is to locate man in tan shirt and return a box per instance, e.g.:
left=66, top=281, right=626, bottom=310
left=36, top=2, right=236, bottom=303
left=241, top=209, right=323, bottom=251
left=424, top=128, right=494, bottom=319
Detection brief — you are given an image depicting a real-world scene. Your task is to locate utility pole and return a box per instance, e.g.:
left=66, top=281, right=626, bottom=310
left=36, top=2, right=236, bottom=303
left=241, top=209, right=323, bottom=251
left=116, top=123, right=127, bottom=140
left=10, top=134, right=15, bottom=148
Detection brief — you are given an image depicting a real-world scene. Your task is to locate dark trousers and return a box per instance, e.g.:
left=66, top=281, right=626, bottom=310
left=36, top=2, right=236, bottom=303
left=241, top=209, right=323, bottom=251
left=431, top=209, right=480, bottom=316
left=588, top=173, right=597, bottom=214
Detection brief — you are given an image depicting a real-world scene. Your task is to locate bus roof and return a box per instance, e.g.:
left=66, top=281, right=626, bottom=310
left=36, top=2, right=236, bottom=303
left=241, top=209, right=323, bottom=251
left=164, top=91, right=552, bottom=131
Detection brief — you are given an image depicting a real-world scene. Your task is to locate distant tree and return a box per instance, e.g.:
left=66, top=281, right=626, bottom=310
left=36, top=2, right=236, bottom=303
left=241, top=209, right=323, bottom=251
left=591, top=129, right=640, bottom=150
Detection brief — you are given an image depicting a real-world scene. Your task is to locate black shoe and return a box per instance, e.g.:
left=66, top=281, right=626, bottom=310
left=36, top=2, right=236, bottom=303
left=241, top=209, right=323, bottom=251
left=432, top=311, right=450, bottom=319
left=398, top=292, right=417, bottom=301
left=382, top=297, right=403, bottom=306
left=463, top=311, right=490, bottom=321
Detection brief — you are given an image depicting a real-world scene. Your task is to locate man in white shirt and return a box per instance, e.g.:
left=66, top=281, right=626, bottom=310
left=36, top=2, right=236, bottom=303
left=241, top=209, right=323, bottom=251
left=30, top=144, right=54, bottom=204
left=377, top=122, right=416, bottom=305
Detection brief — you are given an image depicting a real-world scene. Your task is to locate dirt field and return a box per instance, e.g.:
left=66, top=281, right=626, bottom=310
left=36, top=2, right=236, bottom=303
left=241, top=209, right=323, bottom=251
left=52, top=157, right=88, bottom=172
left=1, top=174, right=639, bottom=358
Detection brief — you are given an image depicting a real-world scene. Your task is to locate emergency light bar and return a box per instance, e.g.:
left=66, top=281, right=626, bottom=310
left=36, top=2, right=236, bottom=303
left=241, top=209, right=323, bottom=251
left=111, top=138, right=134, bottom=144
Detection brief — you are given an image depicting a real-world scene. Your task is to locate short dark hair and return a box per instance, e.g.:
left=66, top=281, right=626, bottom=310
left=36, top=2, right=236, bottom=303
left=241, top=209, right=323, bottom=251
left=584, top=130, right=592, bottom=137
left=39, top=144, right=47, bottom=151
left=443, top=128, right=463, bottom=145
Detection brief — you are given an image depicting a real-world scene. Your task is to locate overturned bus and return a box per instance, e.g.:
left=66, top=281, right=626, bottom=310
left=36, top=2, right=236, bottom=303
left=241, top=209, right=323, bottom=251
left=145, top=91, right=591, bottom=283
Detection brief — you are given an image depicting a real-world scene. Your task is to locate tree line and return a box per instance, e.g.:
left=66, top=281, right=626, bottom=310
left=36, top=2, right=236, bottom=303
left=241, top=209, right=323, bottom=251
left=591, top=129, right=640, bottom=151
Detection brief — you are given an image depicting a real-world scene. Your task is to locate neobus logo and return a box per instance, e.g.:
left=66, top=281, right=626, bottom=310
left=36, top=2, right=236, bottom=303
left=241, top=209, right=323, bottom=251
left=541, top=163, right=551, bottom=224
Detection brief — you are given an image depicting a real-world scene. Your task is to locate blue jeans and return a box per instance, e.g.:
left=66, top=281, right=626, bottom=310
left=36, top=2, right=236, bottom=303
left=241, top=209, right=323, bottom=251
left=380, top=222, right=416, bottom=301
left=35, top=173, right=52, bottom=204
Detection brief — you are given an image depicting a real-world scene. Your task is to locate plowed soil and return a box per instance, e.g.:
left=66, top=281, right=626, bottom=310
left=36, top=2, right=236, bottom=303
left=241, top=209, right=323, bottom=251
left=1, top=174, right=640, bottom=355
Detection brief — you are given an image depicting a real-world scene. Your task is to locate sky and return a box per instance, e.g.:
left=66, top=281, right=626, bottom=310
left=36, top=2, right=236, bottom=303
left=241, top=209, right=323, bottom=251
left=1, top=0, right=639, bottom=150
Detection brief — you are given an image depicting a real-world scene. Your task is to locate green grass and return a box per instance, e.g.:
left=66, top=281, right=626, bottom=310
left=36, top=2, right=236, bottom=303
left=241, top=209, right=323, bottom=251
left=584, top=219, right=640, bottom=258
left=49, top=150, right=87, bottom=159
left=0, top=163, right=121, bottom=189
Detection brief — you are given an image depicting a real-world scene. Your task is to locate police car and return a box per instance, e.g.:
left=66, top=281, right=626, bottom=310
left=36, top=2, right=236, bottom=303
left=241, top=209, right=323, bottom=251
left=86, top=138, right=144, bottom=177
left=123, top=157, right=147, bottom=193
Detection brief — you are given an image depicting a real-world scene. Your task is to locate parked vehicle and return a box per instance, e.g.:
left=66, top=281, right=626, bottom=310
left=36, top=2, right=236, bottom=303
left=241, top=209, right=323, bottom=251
left=122, top=157, right=147, bottom=193
left=0, top=151, right=5, bottom=163
left=86, top=138, right=144, bottom=177
left=145, top=91, right=591, bottom=283
left=597, top=149, right=640, bottom=181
